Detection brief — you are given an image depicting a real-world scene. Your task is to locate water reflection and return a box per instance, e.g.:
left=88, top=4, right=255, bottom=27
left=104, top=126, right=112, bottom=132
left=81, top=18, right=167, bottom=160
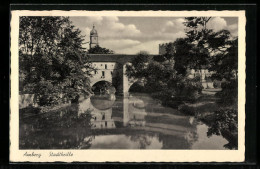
left=20, top=93, right=235, bottom=149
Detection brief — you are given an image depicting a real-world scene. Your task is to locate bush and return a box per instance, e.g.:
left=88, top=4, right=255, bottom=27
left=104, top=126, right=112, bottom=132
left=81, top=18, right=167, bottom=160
left=213, top=80, right=222, bottom=88
left=129, top=82, right=146, bottom=93
left=149, top=76, right=203, bottom=108
left=174, top=76, right=203, bottom=103
left=179, top=105, right=197, bottom=115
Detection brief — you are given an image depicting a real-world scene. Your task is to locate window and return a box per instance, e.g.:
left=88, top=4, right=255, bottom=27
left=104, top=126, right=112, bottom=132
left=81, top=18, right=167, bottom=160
left=105, top=64, right=107, bottom=69
left=111, top=71, right=113, bottom=75
left=102, top=114, right=105, bottom=120
left=102, top=71, right=105, bottom=77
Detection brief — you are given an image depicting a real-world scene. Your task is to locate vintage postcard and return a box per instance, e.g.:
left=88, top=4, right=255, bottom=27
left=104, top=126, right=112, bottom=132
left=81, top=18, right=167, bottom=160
left=10, top=10, right=246, bottom=162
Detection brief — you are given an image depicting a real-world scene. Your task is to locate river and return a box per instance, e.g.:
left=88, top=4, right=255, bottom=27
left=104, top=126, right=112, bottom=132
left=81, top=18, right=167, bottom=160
left=19, top=93, right=233, bottom=149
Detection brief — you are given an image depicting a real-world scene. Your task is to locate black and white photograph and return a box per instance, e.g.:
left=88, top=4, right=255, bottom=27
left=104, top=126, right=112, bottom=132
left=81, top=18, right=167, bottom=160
left=10, top=10, right=246, bottom=162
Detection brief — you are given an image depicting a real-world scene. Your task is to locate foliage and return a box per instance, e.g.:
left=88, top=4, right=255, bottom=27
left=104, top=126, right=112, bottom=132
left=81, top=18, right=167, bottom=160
left=210, top=38, right=238, bottom=81
left=184, top=17, right=238, bottom=107
left=91, top=81, right=115, bottom=95
left=112, top=64, right=123, bottom=94
left=88, top=45, right=114, bottom=54
left=126, top=51, right=203, bottom=107
left=206, top=108, right=237, bottom=136
left=125, top=51, right=151, bottom=79
left=129, top=82, right=146, bottom=93
left=19, top=16, right=93, bottom=106
left=184, top=17, right=212, bottom=43
left=183, top=17, right=238, bottom=149
left=166, top=38, right=210, bottom=75
left=178, top=105, right=197, bottom=115
left=215, top=79, right=238, bottom=106
left=20, top=105, right=93, bottom=149
left=183, top=17, right=236, bottom=71
left=203, top=108, right=238, bottom=149
left=213, top=80, right=222, bottom=88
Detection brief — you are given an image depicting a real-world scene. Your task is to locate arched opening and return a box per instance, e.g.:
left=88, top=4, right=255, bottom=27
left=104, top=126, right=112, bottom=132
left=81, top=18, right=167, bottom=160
left=90, top=81, right=116, bottom=110
left=91, top=81, right=116, bottom=95
left=128, top=81, right=146, bottom=93
left=128, top=81, right=148, bottom=111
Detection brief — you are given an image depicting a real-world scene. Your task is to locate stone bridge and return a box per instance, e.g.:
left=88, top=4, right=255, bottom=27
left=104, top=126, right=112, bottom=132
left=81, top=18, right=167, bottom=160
left=87, top=54, right=143, bottom=96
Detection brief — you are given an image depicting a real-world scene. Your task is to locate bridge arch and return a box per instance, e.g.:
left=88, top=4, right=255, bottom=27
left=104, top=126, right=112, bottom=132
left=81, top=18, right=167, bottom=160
left=128, top=80, right=146, bottom=93
left=90, top=79, right=113, bottom=88
left=91, top=80, right=116, bottom=95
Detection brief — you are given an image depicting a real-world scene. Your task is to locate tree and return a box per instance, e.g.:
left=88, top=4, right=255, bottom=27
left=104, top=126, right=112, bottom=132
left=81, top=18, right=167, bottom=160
left=210, top=38, right=238, bottom=81
left=170, top=38, right=192, bottom=75
left=19, top=16, right=93, bottom=106
left=126, top=51, right=202, bottom=107
left=88, top=45, right=114, bottom=54
left=184, top=17, right=212, bottom=42
left=160, top=38, right=210, bottom=76
left=125, top=51, right=151, bottom=79
left=211, top=38, right=238, bottom=106
left=184, top=17, right=238, bottom=106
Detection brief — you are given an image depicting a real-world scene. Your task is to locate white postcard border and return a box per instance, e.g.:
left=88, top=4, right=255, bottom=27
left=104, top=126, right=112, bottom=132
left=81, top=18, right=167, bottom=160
left=10, top=10, right=246, bottom=162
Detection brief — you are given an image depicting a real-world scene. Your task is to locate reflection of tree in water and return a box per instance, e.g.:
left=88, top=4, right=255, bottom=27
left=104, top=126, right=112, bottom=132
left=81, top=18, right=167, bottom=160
left=158, top=133, right=196, bottom=149
left=129, top=134, right=152, bottom=149
left=201, top=109, right=238, bottom=149
left=20, top=104, right=95, bottom=149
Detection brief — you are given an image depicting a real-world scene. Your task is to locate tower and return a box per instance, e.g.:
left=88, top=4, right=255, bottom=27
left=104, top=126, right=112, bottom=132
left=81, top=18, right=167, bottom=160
left=90, top=24, right=98, bottom=49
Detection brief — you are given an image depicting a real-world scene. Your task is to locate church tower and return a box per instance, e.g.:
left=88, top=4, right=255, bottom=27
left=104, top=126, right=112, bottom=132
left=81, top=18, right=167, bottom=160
left=90, top=25, right=98, bottom=49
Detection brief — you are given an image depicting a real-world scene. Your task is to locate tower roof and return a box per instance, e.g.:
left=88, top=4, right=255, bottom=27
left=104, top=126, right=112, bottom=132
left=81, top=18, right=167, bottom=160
left=90, top=25, right=98, bottom=35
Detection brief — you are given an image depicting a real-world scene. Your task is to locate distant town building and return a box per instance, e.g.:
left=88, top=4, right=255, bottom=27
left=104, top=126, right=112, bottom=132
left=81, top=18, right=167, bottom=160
left=89, top=25, right=98, bottom=49
left=159, top=44, right=167, bottom=55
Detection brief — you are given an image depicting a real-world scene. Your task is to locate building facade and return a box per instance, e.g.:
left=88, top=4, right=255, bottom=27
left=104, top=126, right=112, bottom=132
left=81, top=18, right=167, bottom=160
left=87, top=54, right=138, bottom=95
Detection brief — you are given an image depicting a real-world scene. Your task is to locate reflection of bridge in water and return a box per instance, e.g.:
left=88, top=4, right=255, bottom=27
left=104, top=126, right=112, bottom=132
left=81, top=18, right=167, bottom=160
left=78, top=94, right=196, bottom=137
left=78, top=94, right=148, bottom=129
left=77, top=94, right=202, bottom=149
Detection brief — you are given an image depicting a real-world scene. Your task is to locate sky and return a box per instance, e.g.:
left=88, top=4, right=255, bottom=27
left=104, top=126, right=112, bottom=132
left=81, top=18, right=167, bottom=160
left=70, top=16, right=238, bottom=54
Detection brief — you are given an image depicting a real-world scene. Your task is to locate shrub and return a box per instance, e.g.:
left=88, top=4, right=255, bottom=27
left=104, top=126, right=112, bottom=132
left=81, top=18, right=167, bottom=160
left=129, top=82, right=146, bottom=93
left=179, top=105, right=197, bottom=115
left=213, top=80, right=222, bottom=88
left=174, top=76, right=203, bottom=103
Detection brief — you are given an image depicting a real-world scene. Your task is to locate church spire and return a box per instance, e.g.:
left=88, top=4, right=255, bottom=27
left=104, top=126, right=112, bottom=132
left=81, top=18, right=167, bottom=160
left=90, top=24, right=98, bottom=48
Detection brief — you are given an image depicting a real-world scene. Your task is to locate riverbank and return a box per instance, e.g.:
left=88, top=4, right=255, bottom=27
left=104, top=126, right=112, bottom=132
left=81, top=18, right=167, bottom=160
left=19, top=102, right=72, bottom=119
left=178, top=94, right=238, bottom=149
